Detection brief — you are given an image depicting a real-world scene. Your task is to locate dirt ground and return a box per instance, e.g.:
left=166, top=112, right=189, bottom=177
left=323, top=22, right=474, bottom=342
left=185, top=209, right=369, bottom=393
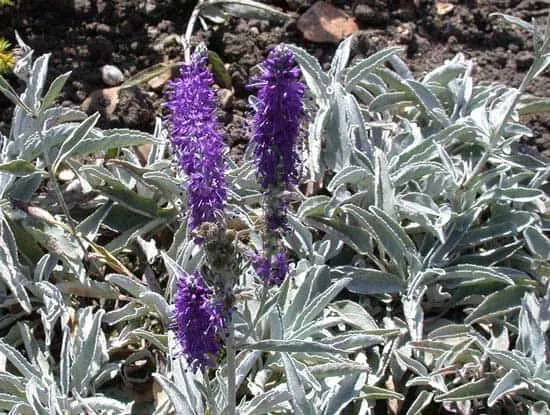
left=1, top=0, right=549, bottom=161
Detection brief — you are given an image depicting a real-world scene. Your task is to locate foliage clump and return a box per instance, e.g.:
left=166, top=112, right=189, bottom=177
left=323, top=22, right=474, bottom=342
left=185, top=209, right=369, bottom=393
left=0, top=12, right=549, bottom=415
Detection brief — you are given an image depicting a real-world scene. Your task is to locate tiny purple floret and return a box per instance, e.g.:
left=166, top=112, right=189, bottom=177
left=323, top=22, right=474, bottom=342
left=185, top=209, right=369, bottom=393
left=249, top=46, right=305, bottom=190
left=166, top=52, right=227, bottom=230
left=173, top=271, right=224, bottom=369
left=253, top=252, right=289, bottom=286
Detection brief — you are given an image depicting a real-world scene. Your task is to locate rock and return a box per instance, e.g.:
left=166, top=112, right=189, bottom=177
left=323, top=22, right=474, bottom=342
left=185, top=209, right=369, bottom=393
left=297, top=1, right=358, bottom=43
left=81, top=86, right=154, bottom=130
left=81, top=87, right=120, bottom=120
left=435, top=2, right=454, bottom=16
left=101, top=64, right=125, bottom=86
left=217, top=88, right=234, bottom=110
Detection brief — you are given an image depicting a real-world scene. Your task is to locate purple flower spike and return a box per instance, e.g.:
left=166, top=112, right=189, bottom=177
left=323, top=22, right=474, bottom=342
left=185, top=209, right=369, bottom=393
left=249, top=46, right=305, bottom=190
left=166, top=51, right=227, bottom=230
left=173, top=271, right=224, bottom=369
left=253, top=252, right=289, bottom=286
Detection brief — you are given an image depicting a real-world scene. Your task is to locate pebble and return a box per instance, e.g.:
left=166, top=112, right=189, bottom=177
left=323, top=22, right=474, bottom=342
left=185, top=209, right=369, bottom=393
left=101, top=64, right=125, bottom=86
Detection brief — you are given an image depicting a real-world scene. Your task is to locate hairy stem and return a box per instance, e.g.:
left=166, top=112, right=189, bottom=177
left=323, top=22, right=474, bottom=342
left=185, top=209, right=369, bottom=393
left=226, top=316, right=236, bottom=415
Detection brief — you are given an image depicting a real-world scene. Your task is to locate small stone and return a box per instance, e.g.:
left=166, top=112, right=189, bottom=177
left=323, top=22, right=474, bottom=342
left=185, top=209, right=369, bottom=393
left=435, top=2, right=454, bottom=16
left=58, top=169, right=76, bottom=182
left=81, top=87, right=120, bottom=119
left=217, top=88, right=234, bottom=110
left=101, top=65, right=125, bottom=86
left=297, top=1, right=358, bottom=43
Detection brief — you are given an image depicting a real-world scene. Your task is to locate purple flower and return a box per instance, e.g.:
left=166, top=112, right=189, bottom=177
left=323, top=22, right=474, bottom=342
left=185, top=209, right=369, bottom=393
left=166, top=51, right=227, bottom=230
left=173, top=271, right=224, bottom=369
left=253, top=252, right=289, bottom=286
left=249, top=46, right=305, bottom=190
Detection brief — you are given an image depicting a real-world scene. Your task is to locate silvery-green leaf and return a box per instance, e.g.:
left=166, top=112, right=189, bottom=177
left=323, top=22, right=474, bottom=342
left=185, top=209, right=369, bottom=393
left=486, top=350, right=533, bottom=377
left=394, top=350, right=428, bottom=377
left=529, top=401, right=550, bottom=415
left=0, top=373, right=25, bottom=396
left=518, top=97, right=550, bottom=115
left=491, top=13, right=534, bottom=33
left=71, top=308, right=107, bottom=394
left=434, top=378, right=494, bottom=402
left=517, top=292, right=547, bottom=362
left=391, top=162, right=446, bottom=187
left=327, top=166, right=373, bottom=192
left=76, top=201, right=113, bottom=243
left=423, top=62, right=466, bottom=85
left=281, top=353, right=315, bottom=415
left=282, top=264, right=329, bottom=328
left=331, top=266, right=405, bottom=295
left=285, top=45, right=329, bottom=102
left=0, top=393, right=25, bottom=412
left=460, top=212, right=534, bottom=247
left=0, top=213, right=32, bottom=313
left=242, top=339, right=345, bottom=354
left=329, top=300, right=378, bottom=331
left=455, top=240, right=523, bottom=266
left=487, top=369, right=527, bottom=407
left=324, top=85, right=353, bottom=172
left=60, top=325, right=71, bottom=400
left=405, top=390, right=434, bottom=415
left=404, top=80, right=450, bottom=127
left=139, top=291, right=171, bottom=327
left=369, top=91, right=412, bottom=113
left=523, top=226, right=550, bottom=260
left=0, top=75, right=35, bottom=115
left=0, top=340, right=42, bottom=379
left=298, top=196, right=330, bottom=218
left=322, top=372, right=365, bottom=415
left=345, top=47, right=403, bottom=90
left=209, top=0, right=289, bottom=22
left=464, top=285, right=532, bottom=324
left=125, top=330, right=167, bottom=354
left=320, top=332, right=383, bottom=351
left=69, top=396, right=128, bottom=413
left=439, top=264, right=514, bottom=287
left=25, top=54, right=49, bottom=112
left=39, top=71, right=71, bottom=114
left=143, top=171, right=183, bottom=199
left=72, top=128, right=155, bottom=162
left=103, top=302, right=148, bottom=325
left=293, top=278, right=350, bottom=330
left=284, top=214, right=313, bottom=258
left=0, top=160, right=38, bottom=176
left=241, top=388, right=292, bottom=415
left=52, top=112, right=100, bottom=171
left=474, top=187, right=543, bottom=205
left=362, top=385, right=404, bottom=400
left=105, top=273, right=147, bottom=298
left=329, top=35, right=352, bottom=79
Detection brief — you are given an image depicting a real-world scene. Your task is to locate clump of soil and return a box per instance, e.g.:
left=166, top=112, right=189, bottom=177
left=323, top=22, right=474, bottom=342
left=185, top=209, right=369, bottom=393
left=0, top=0, right=549, bottom=158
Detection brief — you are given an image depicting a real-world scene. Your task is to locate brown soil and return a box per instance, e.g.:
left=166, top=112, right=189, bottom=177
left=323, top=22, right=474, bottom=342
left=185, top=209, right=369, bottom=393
left=0, top=0, right=549, bottom=160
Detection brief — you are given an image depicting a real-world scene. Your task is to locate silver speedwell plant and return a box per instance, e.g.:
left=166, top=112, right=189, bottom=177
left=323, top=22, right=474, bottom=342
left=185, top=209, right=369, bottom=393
left=0, top=12, right=549, bottom=415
